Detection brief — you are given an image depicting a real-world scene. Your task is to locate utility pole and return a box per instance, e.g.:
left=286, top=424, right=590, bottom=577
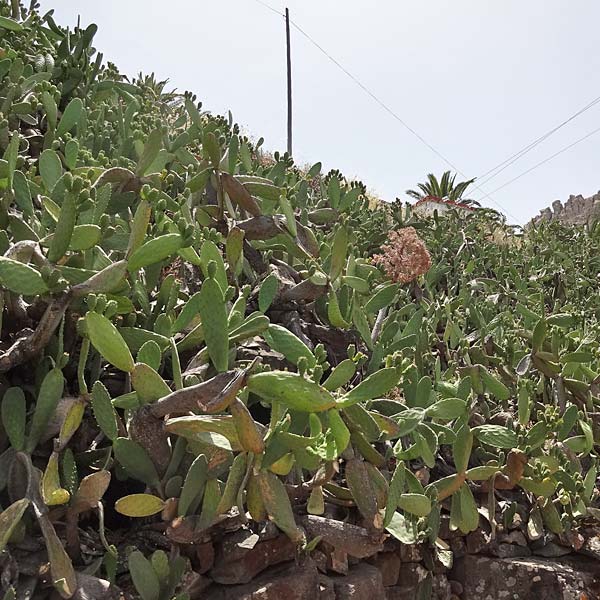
left=285, top=7, right=292, bottom=156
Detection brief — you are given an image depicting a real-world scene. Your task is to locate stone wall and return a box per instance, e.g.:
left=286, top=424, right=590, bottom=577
left=530, top=192, right=600, bottom=227
left=173, top=514, right=600, bottom=600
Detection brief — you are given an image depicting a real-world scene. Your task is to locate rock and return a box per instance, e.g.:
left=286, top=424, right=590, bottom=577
left=494, top=542, right=532, bottom=558
left=530, top=192, right=600, bottom=228
left=326, top=546, right=349, bottom=575
left=448, top=579, right=463, bottom=595
left=210, top=533, right=296, bottom=584
left=312, top=549, right=328, bottom=573
left=319, top=574, right=336, bottom=599
left=196, top=541, right=215, bottom=574
left=432, top=574, right=452, bottom=600
left=386, top=586, right=416, bottom=600
left=333, top=563, right=386, bottom=599
left=438, top=515, right=463, bottom=540
left=581, top=530, right=600, bottom=560
left=398, top=563, right=428, bottom=588
left=449, top=537, right=466, bottom=559
left=73, top=574, right=121, bottom=600
left=367, top=552, right=401, bottom=586
left=465, top=529, right=491, bottom=554
left=398, top=543, right=424, bottom=562
left=499, top=530, right=528, bottom=547
left=181, top=572, right=212, bottom=599
left=205, top=559, right=319, bottom=600
left=453, top=554, right=600, bottom=600
left=300, top=515, right=384, bottom=559
left=532, top=541, right=573, bottom=558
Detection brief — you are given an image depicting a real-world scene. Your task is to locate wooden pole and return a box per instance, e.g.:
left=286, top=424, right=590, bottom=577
left=285, top=8, right=292, bottom=156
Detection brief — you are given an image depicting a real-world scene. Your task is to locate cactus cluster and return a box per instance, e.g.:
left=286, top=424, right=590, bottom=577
left=0, top=3, right=598, bottom=599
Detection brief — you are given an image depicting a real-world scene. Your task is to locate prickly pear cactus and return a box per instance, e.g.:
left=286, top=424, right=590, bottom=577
left=0, top=3, right=598, bottom=599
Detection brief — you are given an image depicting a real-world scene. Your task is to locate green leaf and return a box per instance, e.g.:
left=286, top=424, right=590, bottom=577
left=91, top=381, right=119, bottom=442
left=0, top=16, right=23, bottom=31
left=68, top=224, right=101, bottom=251
left=452, top=424, right=473, bottom=473
left=337, top=368, right=400, bottom=407
left=247, top=371, right=335, bottom=412
left=323, top=359, right=356, bottom=391
left=385, top=510, right=418, bottom=544
left=27, top=368, right=64, bottom=452
left=426, top=397, right=467, bottom=420
left=178, top=454, right=208, bottom=517
left=48, top=191, right=76, bottom=262
left=198, top=276, right=229, bottom=372
left=327, top=409, right=350, bottom=454
left=364, top=283, right=398, bottom=314
left=199, top=240, right=228, bottom=293
left=131, top=362, right=171, bottom=403
left=86, top=312, right=135, bottom=372
left=472, top=424, right=518, bottom=449
left=56, top=98, right=84, bottom=138
left=329, top=225, right=348, bottom=282
left=259, top=274, right=279, bottom=313
left=115, top=494, right=165, bottom=518
left=0, top=499, right=30, bottom=553
left=480, top=367, right=510, bottom=401
left=256, top=470, right=304, bottom=542
left=263, top=324, right=316, bottom=368
left=532, top=318, right=547, bottom=353
left=39, top=149, right=62, bottom=192
left=397, top=493, right=431, bottom=517
left=137, top=340, right=162, bottom=371
left=136, top=128, right=163, bottom=176
left=458, top=483, right=479, bottom=533
left=113, top=438, right=160, bottom=488
left=384, top=461, right=406, bottom=527
left=127, top=199, right=151, bottom=256
left=202, top=131, right=221, bottom=169
left=128, top=550, right=160, bottom=600
left=1, top=388, right=26, bottom=451
left=128, top=233, right=183, bottom=271
left=0, top=257, right=48, bottom=295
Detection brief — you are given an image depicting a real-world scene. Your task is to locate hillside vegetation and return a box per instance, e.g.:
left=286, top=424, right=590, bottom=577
left=0, top=3, right=598, bottom=599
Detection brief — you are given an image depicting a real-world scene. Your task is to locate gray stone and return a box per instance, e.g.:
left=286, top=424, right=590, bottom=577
left=398, top=543, right=424, bottom=562
left=333, top=563, right=385, bottom=599
left=210, top=533, right=296, bottom=584
left=205, top=559, right=319, bottom=600
left=432, top=574, right=452, bottom=600
left=367, top=552, right=401, bottom=586
left=453, top=554, right=600, bottom=600
left=530, top=192, right=600, bottom=228
left=398, top=562, right=428, bottom=588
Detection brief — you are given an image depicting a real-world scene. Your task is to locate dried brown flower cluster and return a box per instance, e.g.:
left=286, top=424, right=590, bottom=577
left=372, top=227, right=432, bottom=284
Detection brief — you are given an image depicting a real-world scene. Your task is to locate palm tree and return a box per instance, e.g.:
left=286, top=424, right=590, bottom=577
left=406, top=171, right=479, bottom=206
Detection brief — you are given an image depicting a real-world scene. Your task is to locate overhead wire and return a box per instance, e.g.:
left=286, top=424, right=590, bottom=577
left=473, top=94, right=600, bottom=191
left=473, top=124, right=600, bottom=204
left=252, top=0, right=523, bottom=220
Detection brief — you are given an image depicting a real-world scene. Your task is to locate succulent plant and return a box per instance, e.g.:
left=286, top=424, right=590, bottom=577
left=0, top=3, right=597, bottom=598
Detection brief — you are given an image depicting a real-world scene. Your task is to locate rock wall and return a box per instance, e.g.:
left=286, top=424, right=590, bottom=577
left=186, top=516, right=600, bottom=600
left=530, top=193, right=600, bottom=227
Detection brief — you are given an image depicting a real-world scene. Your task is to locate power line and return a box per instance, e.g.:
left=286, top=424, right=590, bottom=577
left=474, top=94, right=600, bottom=188
left=474, top=124, right=600, bottom=203
left=252, top=0, right=516, bottom=219
left=253, top=0, right=284, bottom=17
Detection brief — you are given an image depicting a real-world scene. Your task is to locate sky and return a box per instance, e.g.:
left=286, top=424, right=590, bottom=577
left=39, top=0, right=600, bottom=225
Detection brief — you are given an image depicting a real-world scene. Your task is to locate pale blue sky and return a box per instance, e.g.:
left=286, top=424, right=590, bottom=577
left=40, top=1, right=600, bottom=224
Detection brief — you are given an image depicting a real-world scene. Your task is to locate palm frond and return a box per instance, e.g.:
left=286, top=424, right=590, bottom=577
left=426, top=173, right=441, bottom=198
left=406, top=189, right=424, bottom=201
